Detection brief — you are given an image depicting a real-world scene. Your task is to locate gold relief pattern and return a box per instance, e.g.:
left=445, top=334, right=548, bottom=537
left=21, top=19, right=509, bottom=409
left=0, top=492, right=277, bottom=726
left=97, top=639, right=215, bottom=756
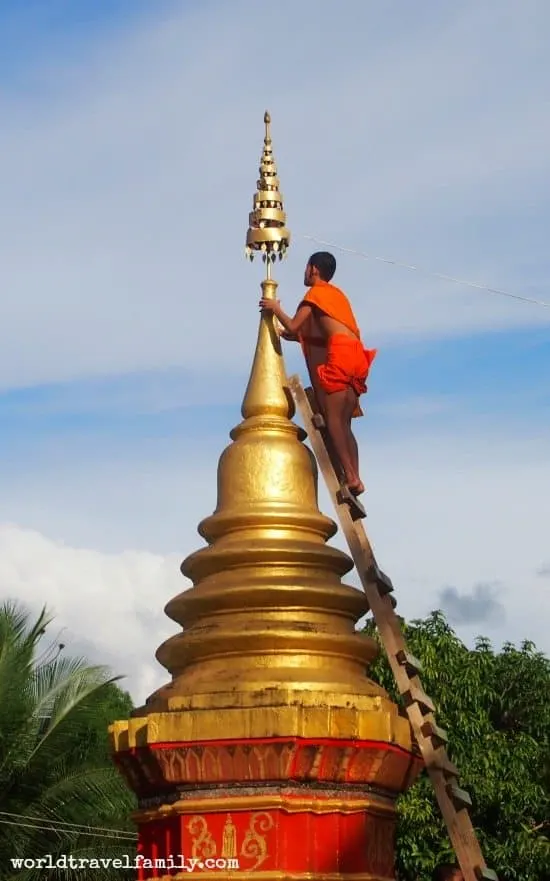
left=182, top=811, right=274, bottom=871
left=251, top=745, right=266, bottom=778
left=156, top=747, right=183, bottom=781
left=291, top=743, right=319, bottom=779
left=234, top=745, right=252, bottom=781
left=347, top=748, right=382, bottom=783
left=337, top=746, right=356, bottom=782
left=240, top=812, right=275, bottom=871
left=123, top=739, right=417, bottom=796
left=308, top=744, right=325, bottom=778
left=185, top=747, right=202, bottom=781
left=318, top=745, right=344, bottom=780
left=202, top=747, right=221, bottom=780
left=187, top=815, right=217, bottom=860
left=219, top=747, right=236, bottom=780
left=222, top=815, right=238, bottom=859
left=279, top=743, right=296, bottom=777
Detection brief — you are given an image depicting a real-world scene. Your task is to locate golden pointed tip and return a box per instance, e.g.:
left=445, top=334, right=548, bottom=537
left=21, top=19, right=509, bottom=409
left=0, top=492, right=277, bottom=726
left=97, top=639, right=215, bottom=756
left=264, top=111, right=271, bottom=125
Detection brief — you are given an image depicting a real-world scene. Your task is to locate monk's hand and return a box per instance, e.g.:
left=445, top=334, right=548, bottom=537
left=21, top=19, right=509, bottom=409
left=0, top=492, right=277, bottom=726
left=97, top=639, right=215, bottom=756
left=259, top=297, right=280, bottom=313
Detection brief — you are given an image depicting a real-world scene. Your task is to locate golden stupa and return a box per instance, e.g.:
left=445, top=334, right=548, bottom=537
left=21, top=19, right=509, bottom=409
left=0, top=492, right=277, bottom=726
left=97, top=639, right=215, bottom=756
left=110, top=115, right=418, bottom=879
left=120, top=113, right=412, bottom=746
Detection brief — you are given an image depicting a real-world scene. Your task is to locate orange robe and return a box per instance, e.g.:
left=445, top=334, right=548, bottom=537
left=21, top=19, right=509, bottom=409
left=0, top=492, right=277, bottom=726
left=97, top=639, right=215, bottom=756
left=298, top=281, right=377, bottom=417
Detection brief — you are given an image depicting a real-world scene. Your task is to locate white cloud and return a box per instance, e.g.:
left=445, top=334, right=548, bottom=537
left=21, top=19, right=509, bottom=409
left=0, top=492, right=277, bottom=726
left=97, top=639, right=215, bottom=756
left=0, top=414, right=548, bottom=705
left=0, top=523, right=181, bottom=700
left=0, top=0, right=549, bottom=392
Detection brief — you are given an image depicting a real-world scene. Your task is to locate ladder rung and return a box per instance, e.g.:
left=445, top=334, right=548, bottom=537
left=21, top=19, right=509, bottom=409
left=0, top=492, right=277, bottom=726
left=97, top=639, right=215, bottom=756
left=403, top=684, right=435, bottom=715
left=335, top=486, right=366, bottom=520
left=475, top=869, right=499, bottom=881
left=446, top=782, right=472, bottom=810
left=368, top=566, right=394, bottom=595
left=311, top=412, right=325, bottom=429
left=432, top=749, right=459, bottom=779
left=378, top=570, right=393, bottom=592
left=304, top=386, right=317, bottom=406
left=421, top=718, right=448, bottom=746
left=396, top=649, right=423, bottom=676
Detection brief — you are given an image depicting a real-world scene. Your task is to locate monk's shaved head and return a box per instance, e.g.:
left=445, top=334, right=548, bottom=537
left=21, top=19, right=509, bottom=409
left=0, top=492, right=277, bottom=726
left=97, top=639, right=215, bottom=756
left=308, top=251, right=336, bottom=282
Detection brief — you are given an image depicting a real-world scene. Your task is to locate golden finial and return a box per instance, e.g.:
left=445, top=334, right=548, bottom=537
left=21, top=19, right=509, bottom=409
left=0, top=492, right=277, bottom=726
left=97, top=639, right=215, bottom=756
left=245, top=110, right=291, bottom=277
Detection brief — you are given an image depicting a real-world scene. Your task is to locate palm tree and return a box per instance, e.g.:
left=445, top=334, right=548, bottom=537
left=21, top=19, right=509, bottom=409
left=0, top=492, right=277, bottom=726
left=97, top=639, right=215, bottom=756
left=0, top=601, right=137, bottom=880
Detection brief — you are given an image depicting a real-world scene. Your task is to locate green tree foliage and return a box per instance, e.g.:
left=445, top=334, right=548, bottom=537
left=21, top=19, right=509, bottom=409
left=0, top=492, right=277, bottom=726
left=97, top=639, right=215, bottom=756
left=0, top=601, right=137, bottom=881
left=364, top=611, right=550, bottom=881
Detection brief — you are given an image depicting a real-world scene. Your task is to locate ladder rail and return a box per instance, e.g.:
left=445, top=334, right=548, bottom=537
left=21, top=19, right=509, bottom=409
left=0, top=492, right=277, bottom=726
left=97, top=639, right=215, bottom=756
left=288, top=375, right=498, bottom=881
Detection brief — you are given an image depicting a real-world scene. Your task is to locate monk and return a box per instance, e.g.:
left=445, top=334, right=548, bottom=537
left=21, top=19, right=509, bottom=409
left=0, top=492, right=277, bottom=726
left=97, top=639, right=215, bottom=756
left=259, top=251, right=376, bottom=496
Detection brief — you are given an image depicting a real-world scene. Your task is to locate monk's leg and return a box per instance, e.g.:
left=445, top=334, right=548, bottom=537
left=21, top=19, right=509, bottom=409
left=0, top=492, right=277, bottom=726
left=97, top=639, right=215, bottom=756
left=345, top=391, right=361, bottom=482
left=343, top=389, right=364, bottom=494
left=312, top=384, right=345, bottom=480
left=315, top=385, right=327, bottom=419
left=324, top=389, right=361, bottom=490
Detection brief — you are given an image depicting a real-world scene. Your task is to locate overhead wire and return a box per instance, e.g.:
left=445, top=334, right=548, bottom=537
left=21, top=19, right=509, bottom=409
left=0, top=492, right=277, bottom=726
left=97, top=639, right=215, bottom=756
left=0, top=810, right=136, bottom=840
left=302, top=234, right=550, bottom=310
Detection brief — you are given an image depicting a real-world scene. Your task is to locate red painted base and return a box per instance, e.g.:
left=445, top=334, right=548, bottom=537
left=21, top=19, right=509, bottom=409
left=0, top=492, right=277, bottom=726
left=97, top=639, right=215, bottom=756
left=116, top=737, right=421, bottom=878
left=136, top=796, right=397, bottom=879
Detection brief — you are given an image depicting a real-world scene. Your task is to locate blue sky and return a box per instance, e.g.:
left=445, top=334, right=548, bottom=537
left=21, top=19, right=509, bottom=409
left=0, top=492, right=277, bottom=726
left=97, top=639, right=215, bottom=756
left=0, top=0, right=548, bottom=700
left=0, top=324, right=549, bottom=450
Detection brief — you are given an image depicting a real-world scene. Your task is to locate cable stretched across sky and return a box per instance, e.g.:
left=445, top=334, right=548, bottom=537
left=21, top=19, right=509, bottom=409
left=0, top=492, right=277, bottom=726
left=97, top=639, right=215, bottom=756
left=0, top=810, right=137, bottom=841
left=302, top=235, right=550, bottom=310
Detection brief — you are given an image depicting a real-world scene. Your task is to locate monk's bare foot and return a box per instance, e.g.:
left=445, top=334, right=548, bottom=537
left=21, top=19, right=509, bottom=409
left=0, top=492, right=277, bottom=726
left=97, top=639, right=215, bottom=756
left=342, top=471, right=364, bottom=496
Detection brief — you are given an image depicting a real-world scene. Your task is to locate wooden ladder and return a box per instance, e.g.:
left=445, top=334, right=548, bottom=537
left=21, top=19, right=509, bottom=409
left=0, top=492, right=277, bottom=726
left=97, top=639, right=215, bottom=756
left=287, top=375, right=498, bottom=881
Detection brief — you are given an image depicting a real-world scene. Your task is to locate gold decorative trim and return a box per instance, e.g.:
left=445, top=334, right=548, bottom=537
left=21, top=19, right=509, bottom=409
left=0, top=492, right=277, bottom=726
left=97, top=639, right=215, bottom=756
left=110, top=701, right=415, bottom=753
left=133, top=792, right=395, bottom=823
left=151, top=873, right=390, bottom=881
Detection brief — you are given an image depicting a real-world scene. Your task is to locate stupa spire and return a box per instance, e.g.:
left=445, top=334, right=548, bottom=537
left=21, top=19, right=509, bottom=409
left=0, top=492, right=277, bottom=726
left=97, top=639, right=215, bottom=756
left=241, top=111, right=292, bottom=423
left=139, top=112, right=389, bottom=709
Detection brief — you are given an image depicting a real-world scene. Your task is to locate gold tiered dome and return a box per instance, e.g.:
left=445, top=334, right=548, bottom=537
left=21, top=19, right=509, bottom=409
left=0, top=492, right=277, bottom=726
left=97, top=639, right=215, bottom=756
left=128, top=113, right=413, bottom=758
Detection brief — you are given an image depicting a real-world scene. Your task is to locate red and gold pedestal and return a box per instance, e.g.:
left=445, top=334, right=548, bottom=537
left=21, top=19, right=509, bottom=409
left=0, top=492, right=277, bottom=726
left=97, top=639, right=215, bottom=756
left=135, top=786, right=404, bottom=880
left=112, top=712, right=422, bottom=880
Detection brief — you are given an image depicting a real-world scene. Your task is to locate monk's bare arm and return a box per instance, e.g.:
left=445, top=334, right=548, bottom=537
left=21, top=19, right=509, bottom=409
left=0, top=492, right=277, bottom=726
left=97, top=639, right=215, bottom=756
left=259, top=298, right=312, bottom=335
